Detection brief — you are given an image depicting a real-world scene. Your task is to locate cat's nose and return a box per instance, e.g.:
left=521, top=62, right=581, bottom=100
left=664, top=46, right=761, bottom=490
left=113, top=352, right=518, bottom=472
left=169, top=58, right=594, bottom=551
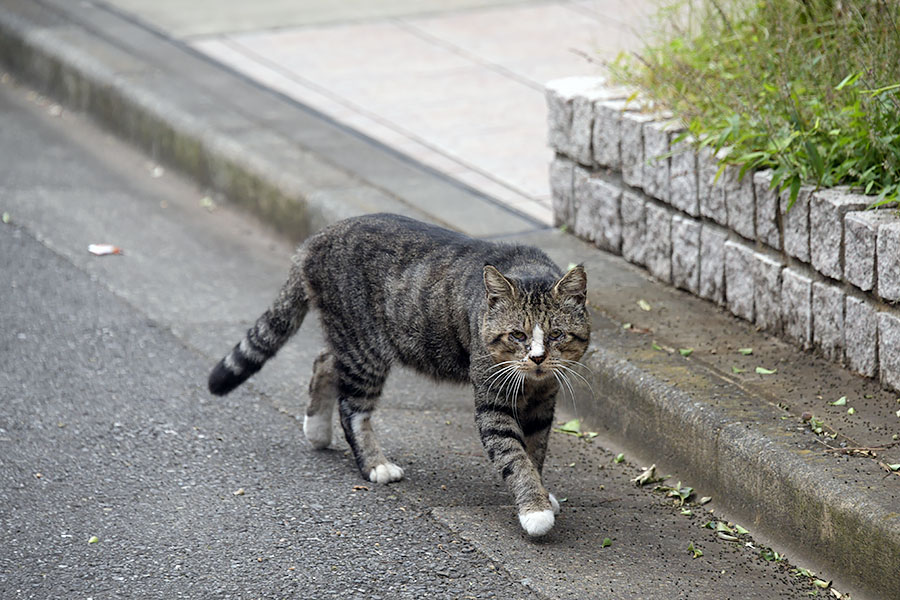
left=529, top=353, right=546, bottom=365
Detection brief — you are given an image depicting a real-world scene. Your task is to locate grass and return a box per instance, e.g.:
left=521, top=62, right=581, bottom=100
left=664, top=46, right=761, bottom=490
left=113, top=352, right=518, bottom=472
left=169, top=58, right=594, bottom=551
left=610, top=0, right=900, bottom=207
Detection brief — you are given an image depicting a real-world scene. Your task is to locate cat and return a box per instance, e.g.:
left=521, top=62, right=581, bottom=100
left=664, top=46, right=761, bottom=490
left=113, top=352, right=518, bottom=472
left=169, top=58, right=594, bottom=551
left=208, top=213, right=590, bottom=536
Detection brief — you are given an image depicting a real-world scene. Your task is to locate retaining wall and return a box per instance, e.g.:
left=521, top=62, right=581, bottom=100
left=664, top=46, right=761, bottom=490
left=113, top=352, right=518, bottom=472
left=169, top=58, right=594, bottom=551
left=547, top=76, right=900, bottom=392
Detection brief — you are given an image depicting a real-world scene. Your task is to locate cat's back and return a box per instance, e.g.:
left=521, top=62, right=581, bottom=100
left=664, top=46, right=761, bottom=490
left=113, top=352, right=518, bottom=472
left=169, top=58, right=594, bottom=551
left=301, top=214, right=488, bottom=285
left=309, top=213, right=474, bottom=260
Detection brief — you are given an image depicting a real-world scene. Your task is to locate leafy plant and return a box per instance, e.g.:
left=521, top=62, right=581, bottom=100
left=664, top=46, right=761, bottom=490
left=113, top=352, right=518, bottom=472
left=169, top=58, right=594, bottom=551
left=611, top=0, right=900, bottom=206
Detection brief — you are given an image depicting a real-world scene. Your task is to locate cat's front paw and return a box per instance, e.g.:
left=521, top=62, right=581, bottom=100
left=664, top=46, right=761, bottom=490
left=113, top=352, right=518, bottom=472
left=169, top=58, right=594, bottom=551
left=519, top=509, right=555, bottom=537
left=368, top=462, right=404, bottom=484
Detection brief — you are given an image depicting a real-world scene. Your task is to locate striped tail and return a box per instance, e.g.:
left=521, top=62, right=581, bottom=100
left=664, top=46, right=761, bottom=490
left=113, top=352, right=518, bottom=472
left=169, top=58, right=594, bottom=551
left=208, top=267, right=309, bottom=396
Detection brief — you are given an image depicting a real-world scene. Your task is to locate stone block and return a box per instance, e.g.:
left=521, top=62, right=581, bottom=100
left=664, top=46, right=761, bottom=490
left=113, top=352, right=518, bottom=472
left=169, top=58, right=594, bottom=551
left=573, top=175, right=623, bottom=253
left=845, top=296, right=878, bottom=377
left=809, top=188, right=868, bottom=280
left=753, top=170, right=780, bottom=250
left=592, top=99, right=626, bottom=170
left=549, top=155, right=575, bottom=227
left=621, top=111, right=655, bottom=190
left=724, top=240, right=755, bottom=322
left=569, top=96, right=596, bottom=165
left=812, top=281, right=845, bottom=363
left=546, top=77, right=627, bottom=164
left=781, top=186, right=812, bottom=264
left=571, top=165, right=592, bottom=239
left=754, top=252, right=783, bottom=333
left=645, top=203, right=673, bottom=283
left=670, top=138, right=699, bottom=216
left=546, top=81, right=574, bottom=154
left=877, top=220, right=900, bottom=302
left=782, top=268, right=813, bottom=349
left=620, top=190, right=647, bottom=266
left=671, top=215, right=701, bottom=293
left=643, top=120, right=676, bottom=202
left=699, top=224, right=727, bottom=305
left=844, top=211, right=895, bottom=292
left=725, top=165, right=755, bottom=241
left=878, top=312, right=900, bottom=391
left=698, top=146, right=727, bottom=226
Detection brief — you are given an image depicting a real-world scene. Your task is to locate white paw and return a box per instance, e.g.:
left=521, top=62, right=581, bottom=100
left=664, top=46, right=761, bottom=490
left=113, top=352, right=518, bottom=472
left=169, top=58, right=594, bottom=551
left=368, top=462, right=404, bottom=484
left=303, top=413, right=331, bottom=449
left=519, top=509, right=555, bottom=537
left=548, top=493, right=560, bottom=515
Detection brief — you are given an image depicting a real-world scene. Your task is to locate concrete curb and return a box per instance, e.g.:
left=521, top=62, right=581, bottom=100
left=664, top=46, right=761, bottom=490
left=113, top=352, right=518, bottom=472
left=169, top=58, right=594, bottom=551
left=3, top=3, right=898, bottom=598
left=0, top=0, right=542, bottom=242
left=584, top=329, right=900, bottom=599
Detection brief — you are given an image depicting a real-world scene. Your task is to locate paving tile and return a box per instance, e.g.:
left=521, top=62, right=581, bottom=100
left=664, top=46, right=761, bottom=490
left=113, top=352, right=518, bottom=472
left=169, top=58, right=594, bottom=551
left=106, top=0, right=537, bottom=38
left=188, top=2, right=654, bottom=221
left=404, top=2, right=648, bottom=87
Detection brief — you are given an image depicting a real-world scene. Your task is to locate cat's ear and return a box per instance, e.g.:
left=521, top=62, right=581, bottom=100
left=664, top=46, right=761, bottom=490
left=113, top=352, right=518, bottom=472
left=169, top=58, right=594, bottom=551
left=483, top=265, right=516, bottom=307
left=553, top=264, right=587, bottom=305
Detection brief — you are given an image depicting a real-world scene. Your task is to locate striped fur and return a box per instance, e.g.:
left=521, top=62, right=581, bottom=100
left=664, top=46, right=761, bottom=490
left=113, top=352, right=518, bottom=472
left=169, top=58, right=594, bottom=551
left=207, top=214, right=590, bottom=536
left=208, top=261, right=309, bottom=395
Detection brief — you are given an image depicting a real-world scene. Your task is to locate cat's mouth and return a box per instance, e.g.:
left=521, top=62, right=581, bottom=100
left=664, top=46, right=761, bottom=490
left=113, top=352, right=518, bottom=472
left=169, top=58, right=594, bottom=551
left=526, top=364, right=554, bottom=379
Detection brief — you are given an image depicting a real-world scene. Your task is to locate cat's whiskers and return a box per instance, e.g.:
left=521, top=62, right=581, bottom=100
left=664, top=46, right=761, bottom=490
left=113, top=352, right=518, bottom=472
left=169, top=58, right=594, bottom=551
left=550, top=364, right=579, bottom=417
left=490, top=365, right=521, bottom=403
left=509, top=370, right=526, bottom=429
left=556, top=358, right=595, bottom=376
left=550, top=370, right=577, bottom=418
left=486, top=359, right=522, bottom=373
left=553, top=362, right=595, bottom=399
left=485, top=363, right=521, bottom=390
left=504, top=371, right=516, bottom=416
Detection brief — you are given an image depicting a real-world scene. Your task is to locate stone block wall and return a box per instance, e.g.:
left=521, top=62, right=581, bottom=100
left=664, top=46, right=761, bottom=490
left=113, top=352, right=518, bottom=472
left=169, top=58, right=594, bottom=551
left=546, top=76, right=900, bottom=392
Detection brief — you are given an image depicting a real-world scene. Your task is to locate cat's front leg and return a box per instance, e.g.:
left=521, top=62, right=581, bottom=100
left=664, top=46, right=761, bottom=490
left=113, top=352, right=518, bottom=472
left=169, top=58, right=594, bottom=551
left=521, top=388, right=560, bottom=516
left=474, top=394, right=555, bottom=537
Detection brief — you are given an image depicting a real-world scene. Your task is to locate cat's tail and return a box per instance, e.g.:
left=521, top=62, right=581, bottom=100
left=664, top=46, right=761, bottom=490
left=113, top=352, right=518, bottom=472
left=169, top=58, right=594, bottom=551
left=208, top=262, right=309, bottom=396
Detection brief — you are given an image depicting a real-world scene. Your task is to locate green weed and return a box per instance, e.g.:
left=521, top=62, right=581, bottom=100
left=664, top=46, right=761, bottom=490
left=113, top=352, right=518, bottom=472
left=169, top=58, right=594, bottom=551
left=611, top=0, right=900, bottom=206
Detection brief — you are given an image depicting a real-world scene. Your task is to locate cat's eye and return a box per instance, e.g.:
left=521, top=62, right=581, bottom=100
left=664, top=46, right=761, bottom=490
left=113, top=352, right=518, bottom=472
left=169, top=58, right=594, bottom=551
left=509, top=331, right=527, bottom=343
left=549, top=329, right=565, bottom=340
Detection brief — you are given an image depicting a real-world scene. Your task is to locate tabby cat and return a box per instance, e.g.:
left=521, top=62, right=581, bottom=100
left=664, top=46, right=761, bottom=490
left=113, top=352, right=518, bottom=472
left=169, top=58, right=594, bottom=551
left=208, top=214, right=590, bottom=536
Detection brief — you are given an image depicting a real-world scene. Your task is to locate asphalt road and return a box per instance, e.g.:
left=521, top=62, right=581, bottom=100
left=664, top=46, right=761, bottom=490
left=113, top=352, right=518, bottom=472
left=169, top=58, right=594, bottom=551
left=0, top=76, right=817, bottom=599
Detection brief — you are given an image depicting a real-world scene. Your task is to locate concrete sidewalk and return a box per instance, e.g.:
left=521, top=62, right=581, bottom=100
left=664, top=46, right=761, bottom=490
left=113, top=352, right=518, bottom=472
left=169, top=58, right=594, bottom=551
left=1, top=1, right=898, bottom=599
left=103, top=0, right=653, bottom=224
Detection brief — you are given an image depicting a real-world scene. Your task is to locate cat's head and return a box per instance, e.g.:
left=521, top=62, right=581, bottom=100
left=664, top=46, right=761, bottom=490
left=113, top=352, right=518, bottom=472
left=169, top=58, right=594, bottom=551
left=480, top=264, right=590, bottom=384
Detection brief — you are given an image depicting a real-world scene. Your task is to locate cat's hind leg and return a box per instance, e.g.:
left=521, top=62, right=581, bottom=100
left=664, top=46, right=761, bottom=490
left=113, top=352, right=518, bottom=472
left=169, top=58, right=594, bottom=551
left=339, top=400, right=404, bottom=484
left=304, top=350, right=337, bottom=449
left=335, top=362, right=403, bottom=484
